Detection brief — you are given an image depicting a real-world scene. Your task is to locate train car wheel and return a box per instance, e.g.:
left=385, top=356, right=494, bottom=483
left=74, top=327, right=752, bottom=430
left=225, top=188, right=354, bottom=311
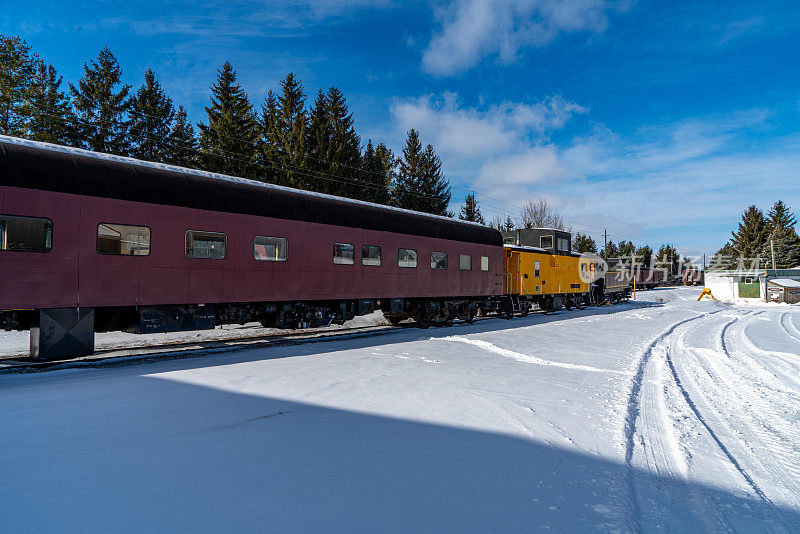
left=502, top=300, right=515, bottom=320
left=414, top=308, right=431, bottom=329
left=465, top=307, right=477, bottom=324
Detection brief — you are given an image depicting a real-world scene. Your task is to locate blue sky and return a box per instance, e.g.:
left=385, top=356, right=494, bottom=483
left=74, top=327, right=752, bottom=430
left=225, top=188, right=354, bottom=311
left=4, top=0, right=800, bottom=259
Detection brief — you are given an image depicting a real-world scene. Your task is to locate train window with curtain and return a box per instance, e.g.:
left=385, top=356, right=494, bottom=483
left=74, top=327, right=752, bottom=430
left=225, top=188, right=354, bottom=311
left=558, top=238, right=570, bottom=252
left=460, top=254, right=472, bottom=270
left=534, top=260, right=541, bottom=278
left=540, top=236, right=554, bottom=249
left=97, top=223, right=150, bottom=256
left=480, top=256, right=489, bottom=271
left=185, top=230, right=226, bottom=259
left=398, top=248, right=417, bottom=268
left=362, top=245, right=381, bottom=266
left=431, top=251, right=448, bottom=269
left=0, top=214, right=52, bottom=253
left=254, top=236, right=288, bottom=261
left=333, top=243, right=355, bottom=265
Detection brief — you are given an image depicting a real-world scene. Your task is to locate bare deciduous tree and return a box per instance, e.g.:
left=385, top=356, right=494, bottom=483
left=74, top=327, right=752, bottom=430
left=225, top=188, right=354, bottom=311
left=519, top=198, right=569, bottom=231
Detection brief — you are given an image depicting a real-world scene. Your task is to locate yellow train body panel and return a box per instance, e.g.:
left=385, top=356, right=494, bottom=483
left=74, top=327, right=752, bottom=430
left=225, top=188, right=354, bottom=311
left=503, top=246, right=590, bottom=296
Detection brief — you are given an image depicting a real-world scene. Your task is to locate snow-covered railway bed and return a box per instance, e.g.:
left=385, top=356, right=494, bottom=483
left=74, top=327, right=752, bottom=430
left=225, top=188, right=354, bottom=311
left=0, top=324, right=413, bottom=374
left=2, top=287, right=799, bottom=532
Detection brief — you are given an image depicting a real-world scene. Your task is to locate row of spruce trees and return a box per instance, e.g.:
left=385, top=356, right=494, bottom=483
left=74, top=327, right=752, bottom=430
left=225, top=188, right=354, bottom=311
left=712, top=201, right=800, bottom=269
left=0, top=34, right=452, bottom=215
left=573, top=234, right=687, bottom=275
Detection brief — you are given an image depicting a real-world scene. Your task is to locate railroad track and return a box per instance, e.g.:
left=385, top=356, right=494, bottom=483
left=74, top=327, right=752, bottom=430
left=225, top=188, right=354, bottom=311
left=0, top=317, right=497, bottom=374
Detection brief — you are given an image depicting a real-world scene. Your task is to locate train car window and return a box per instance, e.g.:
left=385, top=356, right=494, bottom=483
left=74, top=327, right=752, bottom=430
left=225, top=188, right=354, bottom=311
left=398, top=248, right=417, bottom=268
left=97, top=223, right=150, bottom=256
left=558, top=238, right=570, bottom=252
left=254, top=236, right=288, bottom=261
left=431, top=251, right=448, bottom=269
left=333, top=243, right=355, bottom=265
left=460, top=254, right=472, bottom=270
left=0, top=214, right=52, bottom=253
left=540, top=236, right=554, bottom=249
left=362, top=245, right=381, bottom=266
left=534, top=260, right=540, bottom=278
left=186, top=230, right=226, bottom=259
left=480, top=256, right=489, bottom=271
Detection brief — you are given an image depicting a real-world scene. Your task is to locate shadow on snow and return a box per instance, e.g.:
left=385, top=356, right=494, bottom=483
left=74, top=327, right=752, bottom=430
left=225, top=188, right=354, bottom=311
left=1, top=357, right=797, bottom=532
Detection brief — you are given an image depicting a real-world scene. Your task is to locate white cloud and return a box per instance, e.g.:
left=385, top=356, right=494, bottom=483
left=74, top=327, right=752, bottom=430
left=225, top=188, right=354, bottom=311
left=390, top=92, right=586, bottom=159
left=717, top=16, right=765, bottom=45
left=477, top=147, right=564, bottom=189
left=422, top=0, right=624, bottom=76
left=390, top=93, right=799, bottom=256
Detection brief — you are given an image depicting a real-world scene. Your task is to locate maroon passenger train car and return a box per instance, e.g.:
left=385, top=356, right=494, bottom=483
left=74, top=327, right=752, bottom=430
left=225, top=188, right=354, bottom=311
left=0, top=137, right=503, bottom=359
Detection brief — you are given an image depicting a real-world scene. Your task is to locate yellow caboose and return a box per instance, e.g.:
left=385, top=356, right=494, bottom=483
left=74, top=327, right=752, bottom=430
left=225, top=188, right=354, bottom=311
left=500, top=228, right=591, bottom=312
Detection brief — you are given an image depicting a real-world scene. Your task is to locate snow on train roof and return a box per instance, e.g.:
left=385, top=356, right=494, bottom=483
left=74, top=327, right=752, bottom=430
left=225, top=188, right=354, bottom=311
left=503, top=244, right=547, bottom=253
left=0, top=135, right=486, bottom=229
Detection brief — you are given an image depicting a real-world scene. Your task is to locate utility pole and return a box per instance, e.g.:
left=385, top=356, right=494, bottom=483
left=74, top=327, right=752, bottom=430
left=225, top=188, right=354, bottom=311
left=770, top=239, right=776, bottom=270
left=604, top=229, right=607, bottom=255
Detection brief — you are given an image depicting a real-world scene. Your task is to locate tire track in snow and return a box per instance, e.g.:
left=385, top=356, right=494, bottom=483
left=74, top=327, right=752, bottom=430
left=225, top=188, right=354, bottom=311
left=622, top=311, right=715, bottom=530
left=664, top=326, right=794, bottom=529
left=779, top=312, right=800, bottom=342
left=718, top=316, right=739, bottom=356
left=434, top=336, right=628, bottom=374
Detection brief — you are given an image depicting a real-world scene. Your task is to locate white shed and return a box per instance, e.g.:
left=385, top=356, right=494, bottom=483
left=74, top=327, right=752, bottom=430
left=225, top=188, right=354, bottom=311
left=704, top=271, right=765, bottom=302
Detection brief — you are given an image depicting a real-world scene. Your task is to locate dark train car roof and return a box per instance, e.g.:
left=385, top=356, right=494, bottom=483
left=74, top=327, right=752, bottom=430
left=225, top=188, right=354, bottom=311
left=0, top=136, right=501, bottom=246
left=501, top=228, right=573, bottom=256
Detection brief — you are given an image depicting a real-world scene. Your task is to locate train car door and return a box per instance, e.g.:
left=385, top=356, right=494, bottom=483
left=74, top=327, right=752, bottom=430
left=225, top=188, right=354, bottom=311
left=504, top=248, right=521, bottom=295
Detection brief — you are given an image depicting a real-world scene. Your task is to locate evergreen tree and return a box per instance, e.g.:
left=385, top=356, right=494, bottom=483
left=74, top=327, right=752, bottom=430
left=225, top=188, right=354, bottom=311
left=617, top=240, right=636, bottom=257
left=269, top=72, right=308, bottom=188
left=709, top=242, right=738, bottom=271
left=730, top=205, right=770, bottom=264
left=767, top=200, right=797, bottom=231
left=761, top=226, right=800, bottom=269
left=306, top=86, right=362, bottom=196
left=635, top=245, right=653, bottom=267
left=129, top=69, right=175, bottom=162
left=256, top=89, right=279, bottom=184
left=198, top=61, right=258, bottom=178
left=360, top=139, right=393, bottom=204
left=166, top=105, right=197, bottom=168
left=601, top=240, right=618, bottom=259
left=0, top=35, right=37, bottom=136
left=459, top=192, right=485, bottom=224
left=25, top=62, right=76, bottom=145
left=70, top=47, right=131, bottom=154
left=656, top=244, right=682, bottom=278
left=419, top=143, right=451, bottom=216
left=573, top=232, right=597, bottom=253
left=306, top=89, right=329, bottom=190
left=394, top=128, right=425, bottom=210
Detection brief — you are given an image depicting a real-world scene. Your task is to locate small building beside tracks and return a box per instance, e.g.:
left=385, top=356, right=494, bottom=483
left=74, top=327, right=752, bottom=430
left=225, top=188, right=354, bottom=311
left=767, top=278, right=800, bottom=304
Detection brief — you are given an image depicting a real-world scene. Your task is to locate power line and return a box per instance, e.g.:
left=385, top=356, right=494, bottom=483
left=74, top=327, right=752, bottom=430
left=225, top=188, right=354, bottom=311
left=22, top=101, right=677, bottom=249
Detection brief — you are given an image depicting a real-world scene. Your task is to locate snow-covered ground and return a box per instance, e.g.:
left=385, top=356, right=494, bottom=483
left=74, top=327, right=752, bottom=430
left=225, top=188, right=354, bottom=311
left=1, top=287, right=799, bottom=532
